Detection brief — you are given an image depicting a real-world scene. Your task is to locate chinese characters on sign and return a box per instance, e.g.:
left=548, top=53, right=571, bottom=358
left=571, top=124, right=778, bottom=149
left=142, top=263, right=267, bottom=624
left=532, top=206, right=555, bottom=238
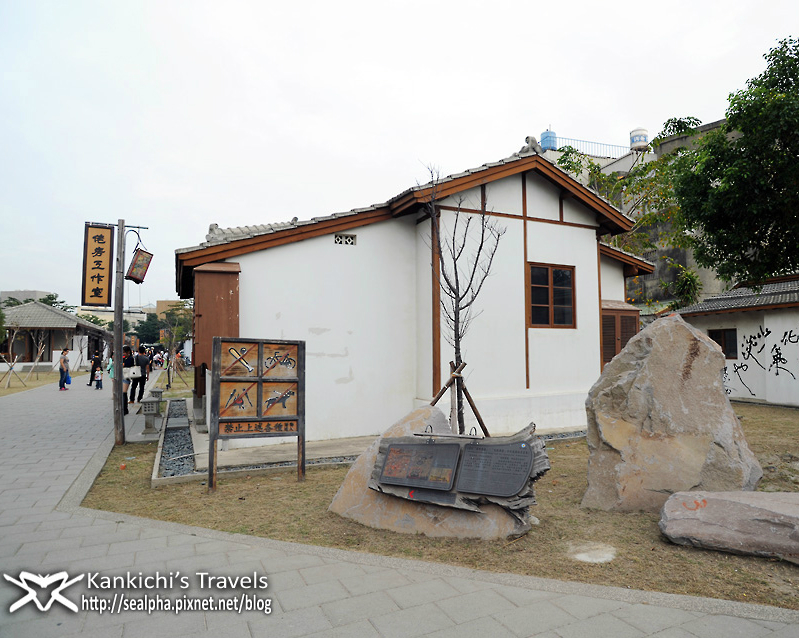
left=210, top=338, right=306, bottom=490
left=81, top=224, right=114, bottom=307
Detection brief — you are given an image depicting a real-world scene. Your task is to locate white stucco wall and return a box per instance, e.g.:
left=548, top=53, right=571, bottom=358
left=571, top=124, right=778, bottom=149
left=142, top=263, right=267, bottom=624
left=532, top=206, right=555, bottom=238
left=234, top=217, right=418, bottom=442
left=415, top=219, right=434, bottom=399
left=422, top=174, right=605, bottom=436
left=684, top=310, right=799, bottom=407
left=600, top=255, right=626, bottom=301
left=221, top=169, right=636, bottom=442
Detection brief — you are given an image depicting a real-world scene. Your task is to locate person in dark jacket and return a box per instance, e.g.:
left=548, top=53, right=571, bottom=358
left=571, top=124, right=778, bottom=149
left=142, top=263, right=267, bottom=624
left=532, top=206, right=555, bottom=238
left=128, top=345, right=150, bottom=404
left=88, top=350, right=101, bottom=387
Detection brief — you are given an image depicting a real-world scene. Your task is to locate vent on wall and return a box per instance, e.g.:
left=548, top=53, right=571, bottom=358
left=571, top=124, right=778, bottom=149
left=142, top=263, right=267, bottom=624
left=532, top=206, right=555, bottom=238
left=334, top=233, right=356, bottom=246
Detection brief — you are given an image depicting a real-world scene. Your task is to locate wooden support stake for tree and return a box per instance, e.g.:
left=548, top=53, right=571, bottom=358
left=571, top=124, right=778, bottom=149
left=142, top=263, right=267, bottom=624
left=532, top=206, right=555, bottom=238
left=23, top=341, right=46, bottom=383
left=2, top=355, right=26, bottom=389
left=462, top=383, right=490, bottom=437
left=430, top=362, right=467, bottom=406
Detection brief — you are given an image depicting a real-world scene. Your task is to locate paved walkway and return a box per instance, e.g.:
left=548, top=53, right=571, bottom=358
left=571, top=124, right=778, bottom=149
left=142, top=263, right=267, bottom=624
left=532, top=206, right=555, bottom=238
left=1, top=381, right=798, bottom=638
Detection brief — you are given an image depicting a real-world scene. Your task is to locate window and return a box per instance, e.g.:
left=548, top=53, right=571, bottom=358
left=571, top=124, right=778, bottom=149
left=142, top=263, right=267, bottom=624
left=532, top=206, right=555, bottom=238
left=708, top=328, right=738, bottom=359
left=528, top=263, right=575, bottom=328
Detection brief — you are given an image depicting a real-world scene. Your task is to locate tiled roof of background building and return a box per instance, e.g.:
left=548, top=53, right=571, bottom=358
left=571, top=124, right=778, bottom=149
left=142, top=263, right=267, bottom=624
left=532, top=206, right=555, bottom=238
left=679, top=279, right=799, bottom=315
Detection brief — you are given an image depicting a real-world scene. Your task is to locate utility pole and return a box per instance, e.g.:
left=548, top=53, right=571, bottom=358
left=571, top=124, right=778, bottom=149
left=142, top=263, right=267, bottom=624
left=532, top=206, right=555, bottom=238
left=113, top=219, right=125, bottom=445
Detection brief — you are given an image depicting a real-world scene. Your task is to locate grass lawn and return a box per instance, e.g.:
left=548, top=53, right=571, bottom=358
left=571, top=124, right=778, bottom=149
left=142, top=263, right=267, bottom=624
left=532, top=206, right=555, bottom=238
left=0, top=369, right=89, bottom=397
left=153, top=365, right=193, bottom=400
left=82, top=401, right=799, bottom=609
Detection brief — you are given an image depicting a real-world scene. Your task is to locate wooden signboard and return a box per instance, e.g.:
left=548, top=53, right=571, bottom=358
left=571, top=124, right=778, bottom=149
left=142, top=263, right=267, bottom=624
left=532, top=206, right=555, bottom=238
left=81, top=223, right=114, bottom=307
left=209, top=337, right=305, bottom=491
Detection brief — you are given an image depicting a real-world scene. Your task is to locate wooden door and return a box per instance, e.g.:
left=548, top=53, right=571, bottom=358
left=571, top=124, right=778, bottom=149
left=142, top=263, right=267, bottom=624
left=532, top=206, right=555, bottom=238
left=193, top=263, right=240, bottom=396
left=602, top=311, right=639, bottom=367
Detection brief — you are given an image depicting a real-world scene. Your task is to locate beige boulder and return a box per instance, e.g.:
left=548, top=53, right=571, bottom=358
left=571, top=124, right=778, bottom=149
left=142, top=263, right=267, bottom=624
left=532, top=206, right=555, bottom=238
left=329, top=406, right=534, bottom=539
left=581, top=314, right=762, bottom=512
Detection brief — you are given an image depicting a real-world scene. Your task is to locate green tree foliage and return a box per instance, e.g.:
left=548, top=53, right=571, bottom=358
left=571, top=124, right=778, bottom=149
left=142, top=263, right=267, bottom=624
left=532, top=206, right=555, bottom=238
left=556, top=118, right=700, bottom=255
left=37, top=293, right=76, bottom=312
left=160, top=301, right=193, bottom=354
left=134, top=313, right=161, bottom=343
left=674, top=37, right=799, bottom=285
left=658, top=258, right=703, bottom=310
left=2, top=297, right=31, bottom=307
left=77, top=313, right=108, bottom=327
left=106, top=319, right=131, bottom=333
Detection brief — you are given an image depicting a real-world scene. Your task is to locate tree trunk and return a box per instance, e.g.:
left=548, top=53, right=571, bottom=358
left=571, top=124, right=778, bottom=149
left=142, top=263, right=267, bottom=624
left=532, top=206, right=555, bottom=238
left=453, top=320, right=465, bottom=435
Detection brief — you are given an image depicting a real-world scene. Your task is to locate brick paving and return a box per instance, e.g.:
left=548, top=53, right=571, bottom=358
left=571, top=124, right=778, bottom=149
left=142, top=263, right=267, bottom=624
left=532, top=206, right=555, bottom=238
left=1, top=379, right=798, bottom=637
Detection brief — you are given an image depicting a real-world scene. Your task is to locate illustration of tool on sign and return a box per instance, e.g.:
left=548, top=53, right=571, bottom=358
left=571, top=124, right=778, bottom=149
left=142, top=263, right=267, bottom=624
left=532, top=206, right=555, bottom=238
left=228, top=347, right=254, bottom=373
left=225, top=387, right=254, bottom=410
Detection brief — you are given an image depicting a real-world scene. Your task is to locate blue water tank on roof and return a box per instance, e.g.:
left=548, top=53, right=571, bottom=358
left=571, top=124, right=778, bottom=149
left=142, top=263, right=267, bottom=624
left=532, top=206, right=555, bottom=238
left=540, top=130, right=557, bottom=151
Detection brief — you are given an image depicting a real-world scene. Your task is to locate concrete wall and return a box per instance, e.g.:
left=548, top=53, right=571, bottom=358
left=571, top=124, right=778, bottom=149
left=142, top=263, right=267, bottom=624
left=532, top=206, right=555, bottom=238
left=684, top=309, right=799, bottom=407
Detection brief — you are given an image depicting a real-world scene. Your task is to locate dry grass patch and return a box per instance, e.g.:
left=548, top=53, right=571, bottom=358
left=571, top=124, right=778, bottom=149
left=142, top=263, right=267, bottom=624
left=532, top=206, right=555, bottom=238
left=83, top=401, right=799, bottom=609
left=153, top=366, right=193, bottom=400
left=0, top=370, right=89, bottom=397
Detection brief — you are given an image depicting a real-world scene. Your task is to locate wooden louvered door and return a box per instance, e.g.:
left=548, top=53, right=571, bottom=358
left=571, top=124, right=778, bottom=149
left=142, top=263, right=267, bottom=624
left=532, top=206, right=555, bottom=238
left=601, top=311, right=640, bottom=368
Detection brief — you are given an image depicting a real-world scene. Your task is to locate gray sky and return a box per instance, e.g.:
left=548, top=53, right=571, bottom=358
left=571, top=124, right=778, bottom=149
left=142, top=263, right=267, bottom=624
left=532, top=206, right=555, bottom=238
left=0, top=1, right=793, bottom=310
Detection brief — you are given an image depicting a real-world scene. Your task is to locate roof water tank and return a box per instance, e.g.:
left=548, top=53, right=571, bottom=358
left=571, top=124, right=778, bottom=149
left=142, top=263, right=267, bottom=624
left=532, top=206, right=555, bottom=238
left=630, top=128, right=649, bottom=151
left=540, top=130, right=557, bottom=151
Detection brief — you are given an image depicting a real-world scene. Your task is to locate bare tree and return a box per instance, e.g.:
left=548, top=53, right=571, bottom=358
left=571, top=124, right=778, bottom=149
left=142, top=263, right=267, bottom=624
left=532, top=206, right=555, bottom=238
left=23, top=329, right=48, bottom=382
left=426, top=168, right=505, bottom=433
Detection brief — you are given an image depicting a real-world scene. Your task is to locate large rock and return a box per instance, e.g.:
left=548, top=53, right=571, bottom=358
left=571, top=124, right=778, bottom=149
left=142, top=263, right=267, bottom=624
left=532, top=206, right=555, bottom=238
left=581, top=314, right=762, bottom=512
left=329, top=406, right=535, bottom=539
left=660, top=491, right=799, bottom=564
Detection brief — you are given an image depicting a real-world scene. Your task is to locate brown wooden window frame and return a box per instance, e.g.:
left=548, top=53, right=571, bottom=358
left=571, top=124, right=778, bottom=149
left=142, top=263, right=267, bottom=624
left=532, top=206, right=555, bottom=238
left=708, top=328, right=738, bottom=359
left=527, top=262, right=576, bottom=329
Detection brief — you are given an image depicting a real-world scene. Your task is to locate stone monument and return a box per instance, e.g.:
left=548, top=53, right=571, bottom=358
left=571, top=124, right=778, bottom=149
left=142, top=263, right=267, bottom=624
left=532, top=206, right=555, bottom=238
left=581, top=314, right=762, bottom=512
left=329, top=406, right=549, bottom=539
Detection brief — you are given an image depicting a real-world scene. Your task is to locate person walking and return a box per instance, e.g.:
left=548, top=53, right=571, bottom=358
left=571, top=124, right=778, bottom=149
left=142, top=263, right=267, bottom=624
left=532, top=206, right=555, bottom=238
left=121, top=346, right=134, bottom=414
left=128, top=345, right=150, bottom=404
left=58, top=348, right=70, bottom=391
left=87, top=350, right=101, bottom=387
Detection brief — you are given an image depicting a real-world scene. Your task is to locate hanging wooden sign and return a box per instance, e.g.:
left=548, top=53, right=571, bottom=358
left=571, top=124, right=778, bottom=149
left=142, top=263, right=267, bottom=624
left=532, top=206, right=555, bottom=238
left=125, top=247, right=153, bottom=284
left=81, top=223, right=114, bottom=307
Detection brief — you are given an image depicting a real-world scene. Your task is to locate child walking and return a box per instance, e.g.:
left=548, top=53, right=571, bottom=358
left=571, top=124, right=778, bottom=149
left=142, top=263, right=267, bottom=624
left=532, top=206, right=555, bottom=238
left=94, top=367, right=103, bottom=390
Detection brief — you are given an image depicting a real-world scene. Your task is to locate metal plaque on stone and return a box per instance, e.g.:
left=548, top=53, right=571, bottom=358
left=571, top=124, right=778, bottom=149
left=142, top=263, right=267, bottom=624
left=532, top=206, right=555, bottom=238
left=380, top=443, right=460, bottom=491
left=455, top=442, right=534, bottom=497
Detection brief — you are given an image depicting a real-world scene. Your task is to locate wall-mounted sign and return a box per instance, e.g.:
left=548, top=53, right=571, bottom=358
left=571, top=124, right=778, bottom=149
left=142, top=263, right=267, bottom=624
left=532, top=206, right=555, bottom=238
left=209, top=337, right=306, bottom=491
left=125, top=248, right=153, bottom=284
left=81, top=223, right=114, bottom=307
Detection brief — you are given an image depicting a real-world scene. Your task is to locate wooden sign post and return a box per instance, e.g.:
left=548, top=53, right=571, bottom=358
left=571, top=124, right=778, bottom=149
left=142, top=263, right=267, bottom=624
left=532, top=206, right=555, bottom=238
left=208, top=337, right=306, bottom=492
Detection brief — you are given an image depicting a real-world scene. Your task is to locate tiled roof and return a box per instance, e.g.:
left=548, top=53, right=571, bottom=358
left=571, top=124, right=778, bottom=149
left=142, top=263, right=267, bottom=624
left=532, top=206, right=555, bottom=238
left=175, top=150, right=633, bottom=255
left=598, top=242, right=655, bottom=268
left=678, top=279, right=799, bottom=315
left=178, top=209, right=375, bottom=253
left=3, top=301, right=110, bottom=333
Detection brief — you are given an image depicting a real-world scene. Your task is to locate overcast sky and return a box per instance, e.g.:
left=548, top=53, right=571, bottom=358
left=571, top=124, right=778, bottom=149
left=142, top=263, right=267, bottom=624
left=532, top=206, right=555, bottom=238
left=0, top=1, right=793, bottom=310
